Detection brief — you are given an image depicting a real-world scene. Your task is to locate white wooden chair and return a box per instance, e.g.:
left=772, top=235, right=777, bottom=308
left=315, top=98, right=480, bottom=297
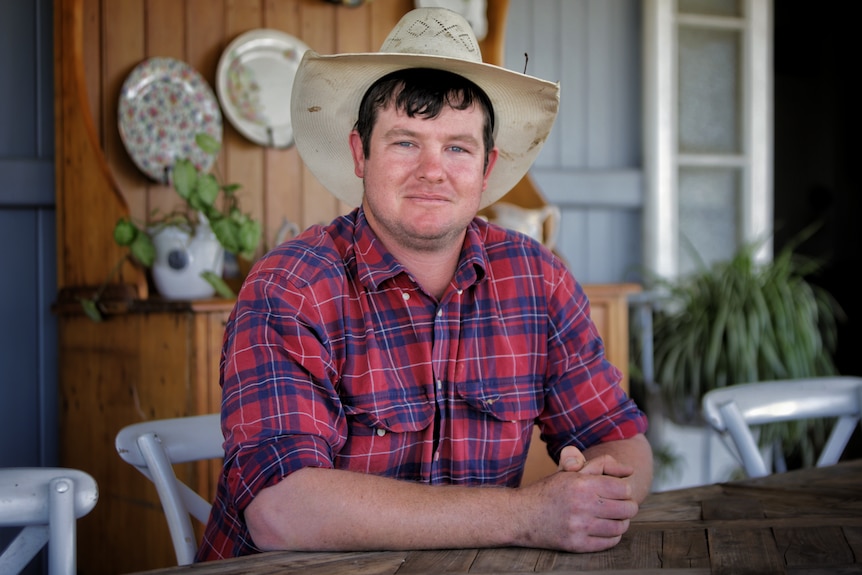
left=0, top=467, right=98, bottom=575
left=702, top=376, right=862, bottom=478
left=114, top=413, right=223, bottom=565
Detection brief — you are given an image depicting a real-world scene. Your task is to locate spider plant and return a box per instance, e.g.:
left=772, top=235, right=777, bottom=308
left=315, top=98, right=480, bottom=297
left=647, top=226, right=844, bottom=468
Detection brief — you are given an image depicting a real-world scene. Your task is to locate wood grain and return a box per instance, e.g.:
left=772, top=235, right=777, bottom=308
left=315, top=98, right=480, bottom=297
left=124, top=461, right=862, bottom=575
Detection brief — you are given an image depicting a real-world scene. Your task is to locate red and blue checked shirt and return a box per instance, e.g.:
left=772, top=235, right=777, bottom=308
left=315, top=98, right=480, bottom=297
left=196, top=207, right=648, bottom=560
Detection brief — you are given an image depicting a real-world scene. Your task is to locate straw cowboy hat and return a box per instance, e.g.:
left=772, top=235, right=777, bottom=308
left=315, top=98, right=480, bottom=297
left=290, top=7, right=560, bottom=209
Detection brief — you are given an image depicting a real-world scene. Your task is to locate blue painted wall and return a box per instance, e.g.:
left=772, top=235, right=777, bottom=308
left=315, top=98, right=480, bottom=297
left=0, top=0, right=57, bottom=570
left=0, top=0, right=57, bottom=468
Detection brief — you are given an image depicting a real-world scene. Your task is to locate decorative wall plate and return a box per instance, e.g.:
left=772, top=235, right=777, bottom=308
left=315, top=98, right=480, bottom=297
left=118, top=57, right=222, bottom=183
left=217, top=29, right=310, bottom=148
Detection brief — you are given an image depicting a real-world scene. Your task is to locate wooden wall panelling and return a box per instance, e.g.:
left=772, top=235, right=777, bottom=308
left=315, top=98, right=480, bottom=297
left=263, top=1, right=305, bottom=250
left=147, top=0, right=185, bottom=61
left=102, top=1, right=151, bottom=221
left=81, top=0, right=100, bottom=139
left=79, top=0, right=421, bottom=267
left=55, top=0, right=145, bottom=294
left=369, top=0, right=413, bottom=47
left=224, top=1, right=268, bottom=260
left=143, top=0, right=186, bottom=220
left=298, top=1, right=340, bottom=229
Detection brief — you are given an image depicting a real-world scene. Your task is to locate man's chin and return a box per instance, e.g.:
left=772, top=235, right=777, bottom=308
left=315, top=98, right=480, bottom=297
left=401, top=225, right=466, bottom=252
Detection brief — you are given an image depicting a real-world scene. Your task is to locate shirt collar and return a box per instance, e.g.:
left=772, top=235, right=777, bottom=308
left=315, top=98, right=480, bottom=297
left=351, top=207, right=488, bottom=293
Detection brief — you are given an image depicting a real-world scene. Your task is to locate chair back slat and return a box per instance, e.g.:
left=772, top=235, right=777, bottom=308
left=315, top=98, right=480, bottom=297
left=0, top=468, right=98, bottom=575
left=702, top=376, right=862, bottom=478
left=115, top=413, right=223, bottom=566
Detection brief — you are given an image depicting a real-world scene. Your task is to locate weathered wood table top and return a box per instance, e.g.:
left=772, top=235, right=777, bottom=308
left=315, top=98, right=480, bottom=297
left=128, top=459, right=862, bottom=575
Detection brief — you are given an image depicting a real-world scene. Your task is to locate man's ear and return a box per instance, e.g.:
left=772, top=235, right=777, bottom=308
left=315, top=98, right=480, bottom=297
left=482, top=147, right=499, bottom=190
left=349, top=131, right=365, bottom=178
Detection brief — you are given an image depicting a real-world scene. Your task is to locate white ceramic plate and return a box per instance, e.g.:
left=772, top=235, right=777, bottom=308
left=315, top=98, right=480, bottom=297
left=217, top=29, right=310, bottom=148
left=118, top=57, right=222, bottom=183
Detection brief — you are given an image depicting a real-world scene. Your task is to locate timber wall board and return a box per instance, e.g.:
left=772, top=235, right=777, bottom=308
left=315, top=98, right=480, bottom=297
left=59, top=0, right=415, bottom=294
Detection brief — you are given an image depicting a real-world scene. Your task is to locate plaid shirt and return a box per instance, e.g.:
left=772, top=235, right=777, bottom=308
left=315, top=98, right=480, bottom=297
left=196, top=207, right=647, bottom=560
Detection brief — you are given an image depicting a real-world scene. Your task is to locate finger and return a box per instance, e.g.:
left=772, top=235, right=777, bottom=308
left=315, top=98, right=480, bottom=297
left=588, top=516, right=631, bottom=538
left=558, top=445, right=586, bottom=472
left=581, top=455, right=634, bottom=479
left=592, top=494, right=639, bottom=520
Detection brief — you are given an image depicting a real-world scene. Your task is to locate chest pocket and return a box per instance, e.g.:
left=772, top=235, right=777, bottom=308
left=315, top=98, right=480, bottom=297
left=455, top=377, right=544, bottom=423
left=338, top=388, right=435, bottom=478
left=341, top=390, right=435, bottom=436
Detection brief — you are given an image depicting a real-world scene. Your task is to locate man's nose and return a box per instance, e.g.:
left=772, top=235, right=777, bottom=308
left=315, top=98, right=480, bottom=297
left=417, top=149, right=445, bottom=182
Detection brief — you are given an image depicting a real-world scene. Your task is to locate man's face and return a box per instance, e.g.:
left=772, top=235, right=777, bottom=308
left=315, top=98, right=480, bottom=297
left=349, top=100, right=497, bottom=254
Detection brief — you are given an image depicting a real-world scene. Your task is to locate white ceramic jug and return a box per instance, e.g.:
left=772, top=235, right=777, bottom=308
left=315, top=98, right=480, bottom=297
left=489, top=202, right=561, bottom=250
left=149, top=217, right=224, bottom=300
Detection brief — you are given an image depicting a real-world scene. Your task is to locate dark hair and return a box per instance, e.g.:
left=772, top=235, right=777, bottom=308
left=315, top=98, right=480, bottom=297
left=354, top=68, right=495, bottom=172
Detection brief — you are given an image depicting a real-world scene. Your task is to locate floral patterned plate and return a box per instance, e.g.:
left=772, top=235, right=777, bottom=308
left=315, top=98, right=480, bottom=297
left=118, top=57, right=222, bottom=183
left=216, top=29, right=310, bottom=148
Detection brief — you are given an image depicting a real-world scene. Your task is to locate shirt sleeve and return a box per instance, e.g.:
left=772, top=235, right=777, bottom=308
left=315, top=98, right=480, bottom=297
left=219, top=257, right=348, bottom=514
left=538, top=258, right=648, bottom=460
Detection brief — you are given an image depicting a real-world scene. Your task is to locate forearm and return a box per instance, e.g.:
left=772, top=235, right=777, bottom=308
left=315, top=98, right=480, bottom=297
left=247, top=439, right=650, bottom=554
left=247, top=466, right=524, bottom=551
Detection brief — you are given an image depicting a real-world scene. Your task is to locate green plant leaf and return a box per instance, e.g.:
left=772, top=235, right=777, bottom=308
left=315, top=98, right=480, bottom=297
left=210, top=217, right=239, bottom=254
left=195, top=132, right=221, bottom=156
left=237, top=220, right=262, bottom=260
left=172, top=159, right=198, bottom=200
left=646, top=232, right=843, bottom=460
left=106, top=132, right=261, bottom=306
left=129, top=232, right=156, bottom=267
left=113, top=218, right=138, bottom=246
left=195, top=173, right=220, bottom=208
left=79, top=298, right=104, bottom=322
left=201, top=271, right=235, bottom=299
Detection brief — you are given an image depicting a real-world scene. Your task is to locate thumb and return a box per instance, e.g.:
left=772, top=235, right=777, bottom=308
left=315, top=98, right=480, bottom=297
left=558, top=445, right=586, bottom=472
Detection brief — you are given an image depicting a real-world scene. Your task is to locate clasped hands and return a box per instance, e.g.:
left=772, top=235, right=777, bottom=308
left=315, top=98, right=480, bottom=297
left=517, top=444, right=639, bottom=553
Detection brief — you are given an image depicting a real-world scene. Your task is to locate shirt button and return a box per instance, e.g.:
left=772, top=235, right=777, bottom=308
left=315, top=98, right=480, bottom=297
left=457, top=289, right=463, bottom=295
left=376, top=428, right=386, bottom=437
left=436, top=309, right=443, bottom=317
left=402, top=292, right=410, bottom=301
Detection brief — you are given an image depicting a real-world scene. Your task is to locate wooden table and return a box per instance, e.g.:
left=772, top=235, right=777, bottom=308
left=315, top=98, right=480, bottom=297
left=127, top=459, right=862, bottom=574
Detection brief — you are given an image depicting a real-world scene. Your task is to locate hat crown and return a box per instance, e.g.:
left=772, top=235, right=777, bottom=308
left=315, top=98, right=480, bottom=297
left=380, top=8, right=483, bottom=63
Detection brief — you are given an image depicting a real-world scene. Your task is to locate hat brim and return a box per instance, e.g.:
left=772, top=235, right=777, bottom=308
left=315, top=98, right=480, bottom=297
left=290, top=50, right=560, bottom=209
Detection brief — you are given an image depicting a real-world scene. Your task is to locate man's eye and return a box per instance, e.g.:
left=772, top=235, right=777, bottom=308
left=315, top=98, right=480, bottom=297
left=449, top=146, right=465, bottom=153
left=396, top=141, right=414, bottom=148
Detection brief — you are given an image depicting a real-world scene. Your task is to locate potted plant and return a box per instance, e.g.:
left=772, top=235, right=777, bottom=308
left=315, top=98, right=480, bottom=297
left=642, top=227, right=843, bottom=470
left=81, top=133, right=262, bottom=321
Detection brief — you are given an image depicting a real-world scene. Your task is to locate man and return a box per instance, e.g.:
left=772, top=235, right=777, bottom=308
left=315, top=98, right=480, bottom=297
left=197, top=7, right=652, bottom=561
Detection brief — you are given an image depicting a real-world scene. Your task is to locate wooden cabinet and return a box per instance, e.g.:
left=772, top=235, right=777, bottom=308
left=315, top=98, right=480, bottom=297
left=58, top=302, right=230, bottom=573
left=581, top=283, right=641, bottom=395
